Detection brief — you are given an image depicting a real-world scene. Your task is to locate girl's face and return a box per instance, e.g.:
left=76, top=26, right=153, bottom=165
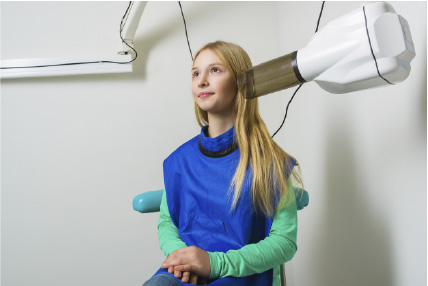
left=192, top=49, right=237, bottom=117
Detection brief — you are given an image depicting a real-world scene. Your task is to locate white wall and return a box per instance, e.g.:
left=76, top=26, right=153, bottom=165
left=277, top=2, right=427, bottom=286
left=1, top=1, right=282, bottom=286
left=1, top=2, right=426, bottom=286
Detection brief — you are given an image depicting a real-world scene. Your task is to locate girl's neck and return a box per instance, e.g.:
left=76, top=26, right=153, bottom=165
left=207, top=112, right=235, bottom=138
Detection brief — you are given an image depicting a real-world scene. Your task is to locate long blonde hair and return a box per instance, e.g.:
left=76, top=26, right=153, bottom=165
left=193, top=41, right=302, bottom=217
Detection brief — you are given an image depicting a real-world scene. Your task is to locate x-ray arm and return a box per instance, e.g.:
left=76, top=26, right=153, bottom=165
left=237, top=2, right=416, bottom=98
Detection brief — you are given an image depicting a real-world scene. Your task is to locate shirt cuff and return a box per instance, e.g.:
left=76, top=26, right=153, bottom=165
left=208, top=252, right=222, bottom=279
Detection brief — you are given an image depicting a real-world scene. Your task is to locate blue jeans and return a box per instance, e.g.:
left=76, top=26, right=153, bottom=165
left=143, top=274, right=182, bottom=286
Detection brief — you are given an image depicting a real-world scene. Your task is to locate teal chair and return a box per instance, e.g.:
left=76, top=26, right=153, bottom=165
left=133, top=188, right=309, bottom=286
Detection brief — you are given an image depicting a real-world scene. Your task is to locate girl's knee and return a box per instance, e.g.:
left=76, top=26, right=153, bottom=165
left=143, top=274, right=181, bottom=286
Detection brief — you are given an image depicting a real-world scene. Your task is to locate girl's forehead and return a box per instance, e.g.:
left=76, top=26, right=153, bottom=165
left=193, top=49, right=225, bottom=67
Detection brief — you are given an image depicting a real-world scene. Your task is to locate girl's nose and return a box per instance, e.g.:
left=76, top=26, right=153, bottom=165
left=198, top=73, right=209, bottom=88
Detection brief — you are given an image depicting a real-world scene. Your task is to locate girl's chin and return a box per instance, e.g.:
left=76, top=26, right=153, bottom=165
left=196, top=103, right=234, bottom=116
left=196, top=102, right=214, bottom=112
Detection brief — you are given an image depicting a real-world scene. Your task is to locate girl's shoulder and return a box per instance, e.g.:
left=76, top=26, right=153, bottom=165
left=165, top=134, right=200, bottom=161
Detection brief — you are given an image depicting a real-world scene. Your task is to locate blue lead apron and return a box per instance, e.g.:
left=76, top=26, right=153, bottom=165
left=153, top=126, right=294, bottom=286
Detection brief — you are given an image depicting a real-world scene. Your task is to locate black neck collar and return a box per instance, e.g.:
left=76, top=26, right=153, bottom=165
left=198, top=138, right=238, bottom=158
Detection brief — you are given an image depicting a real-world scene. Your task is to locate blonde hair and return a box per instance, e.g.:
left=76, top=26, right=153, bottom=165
left=193, top=41, right=303, bottom=217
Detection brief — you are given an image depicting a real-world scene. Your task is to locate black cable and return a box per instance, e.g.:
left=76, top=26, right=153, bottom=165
left=117, top=1, right=138, bottom=63
left=363, top=6, right=394, bottom=85
left=315, top=1, right=325, bottom=33
left=1, top=1, right=137, bottom=70
left=272, top=1, right=325, bottom=139
left=178, top=1, right=193, bottom=62
left=271, top=84, right=303, bottom=139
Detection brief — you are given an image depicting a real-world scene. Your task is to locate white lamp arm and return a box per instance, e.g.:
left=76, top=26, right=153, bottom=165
left=119, top=1, right=148, bottom=54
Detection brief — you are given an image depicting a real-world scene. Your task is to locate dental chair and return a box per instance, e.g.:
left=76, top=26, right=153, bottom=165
left=133, top=188, right=309, bottom=286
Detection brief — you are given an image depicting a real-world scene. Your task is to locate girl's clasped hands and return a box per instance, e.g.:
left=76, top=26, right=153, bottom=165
left=161, top=246, right=211, bottom=285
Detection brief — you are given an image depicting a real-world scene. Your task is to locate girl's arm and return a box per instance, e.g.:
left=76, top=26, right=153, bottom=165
left=158, top=190, right=188, bottom=257
left=159, top=191, right=209, bottom=285
left=163, top=179, right=298, bottom=280
left=208, top=179, right=297, bottom=279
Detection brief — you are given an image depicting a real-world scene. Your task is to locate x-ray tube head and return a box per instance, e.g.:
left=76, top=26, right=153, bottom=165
left=237, top=52, right=305, bottom=99
left=238, top=1, right=416, bottom=99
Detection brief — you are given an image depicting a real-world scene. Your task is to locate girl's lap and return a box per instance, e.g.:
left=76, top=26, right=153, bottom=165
left=143, top=274, right=183, bottom=286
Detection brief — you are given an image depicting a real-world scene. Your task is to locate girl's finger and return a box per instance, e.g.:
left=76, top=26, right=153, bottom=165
left=174, top=269, right=182, bottom=278
left=165, top=257, right=185, bottom=267
left=181, top=271, right=190, bottom=283
left=168, top=266, right=174, bottom=274
left=174, top=265, right=192, bottom=273
left=189, top=273, right=198, bottom=285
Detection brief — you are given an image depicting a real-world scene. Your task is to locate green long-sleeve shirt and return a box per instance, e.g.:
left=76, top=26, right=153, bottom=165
left=157, top=179, right=298, bottom=286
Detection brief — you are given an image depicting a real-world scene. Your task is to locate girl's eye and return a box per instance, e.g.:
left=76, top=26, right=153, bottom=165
left=212, top=67, right=220, bottom=73
left=192, top=72, right=199, bottom=78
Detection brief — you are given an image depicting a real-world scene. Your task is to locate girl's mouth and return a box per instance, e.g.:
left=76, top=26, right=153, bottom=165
left=199, top=92, right=214, bottom=99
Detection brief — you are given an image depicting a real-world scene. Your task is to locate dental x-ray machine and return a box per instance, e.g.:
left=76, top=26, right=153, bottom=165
left=1, top=1, right=415, bottom=94
left=237, top=1, right=415, bottom=97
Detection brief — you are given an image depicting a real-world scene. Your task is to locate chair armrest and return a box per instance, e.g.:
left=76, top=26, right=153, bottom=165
left=132, top=188, right=309, bottom=213
left=133, top=189, right=164, bottom=213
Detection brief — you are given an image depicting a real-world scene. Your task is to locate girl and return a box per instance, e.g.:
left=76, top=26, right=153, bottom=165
left=143, top=41, right=302, bottom=286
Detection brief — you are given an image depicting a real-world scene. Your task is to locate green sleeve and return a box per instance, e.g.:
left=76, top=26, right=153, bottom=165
left=157, top=190, right=188, bottom=257
left=208, top=179, right=298, bottom=280
left=157, top=181, right=297, bottom=284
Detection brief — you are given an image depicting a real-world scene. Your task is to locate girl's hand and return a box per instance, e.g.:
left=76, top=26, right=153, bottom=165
left=161, top=246, right=211, bottom=278
left=168, top=266, right=198, bottom=285
left=167, top=267, right=198, bottom=285
left=166, top=266, right=206, bottom=285
left=180, top=271, right=201, bottom=284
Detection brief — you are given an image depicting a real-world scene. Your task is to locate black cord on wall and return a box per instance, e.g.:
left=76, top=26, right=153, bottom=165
left=271, top=1, right=326, bottom=139
left=1, top=1, right=137, bottom=70
left=178, top=1, right=193, bottom=62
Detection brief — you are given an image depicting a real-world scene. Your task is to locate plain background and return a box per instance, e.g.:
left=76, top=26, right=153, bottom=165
left=1, top=1, right=426, bottom=286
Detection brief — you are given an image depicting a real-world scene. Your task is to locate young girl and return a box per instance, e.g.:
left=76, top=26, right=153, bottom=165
left=143, top=41, right=302, bottom=286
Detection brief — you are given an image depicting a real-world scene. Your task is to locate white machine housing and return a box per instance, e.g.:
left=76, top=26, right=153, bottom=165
left=297, top=1, right=415, bottom=93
